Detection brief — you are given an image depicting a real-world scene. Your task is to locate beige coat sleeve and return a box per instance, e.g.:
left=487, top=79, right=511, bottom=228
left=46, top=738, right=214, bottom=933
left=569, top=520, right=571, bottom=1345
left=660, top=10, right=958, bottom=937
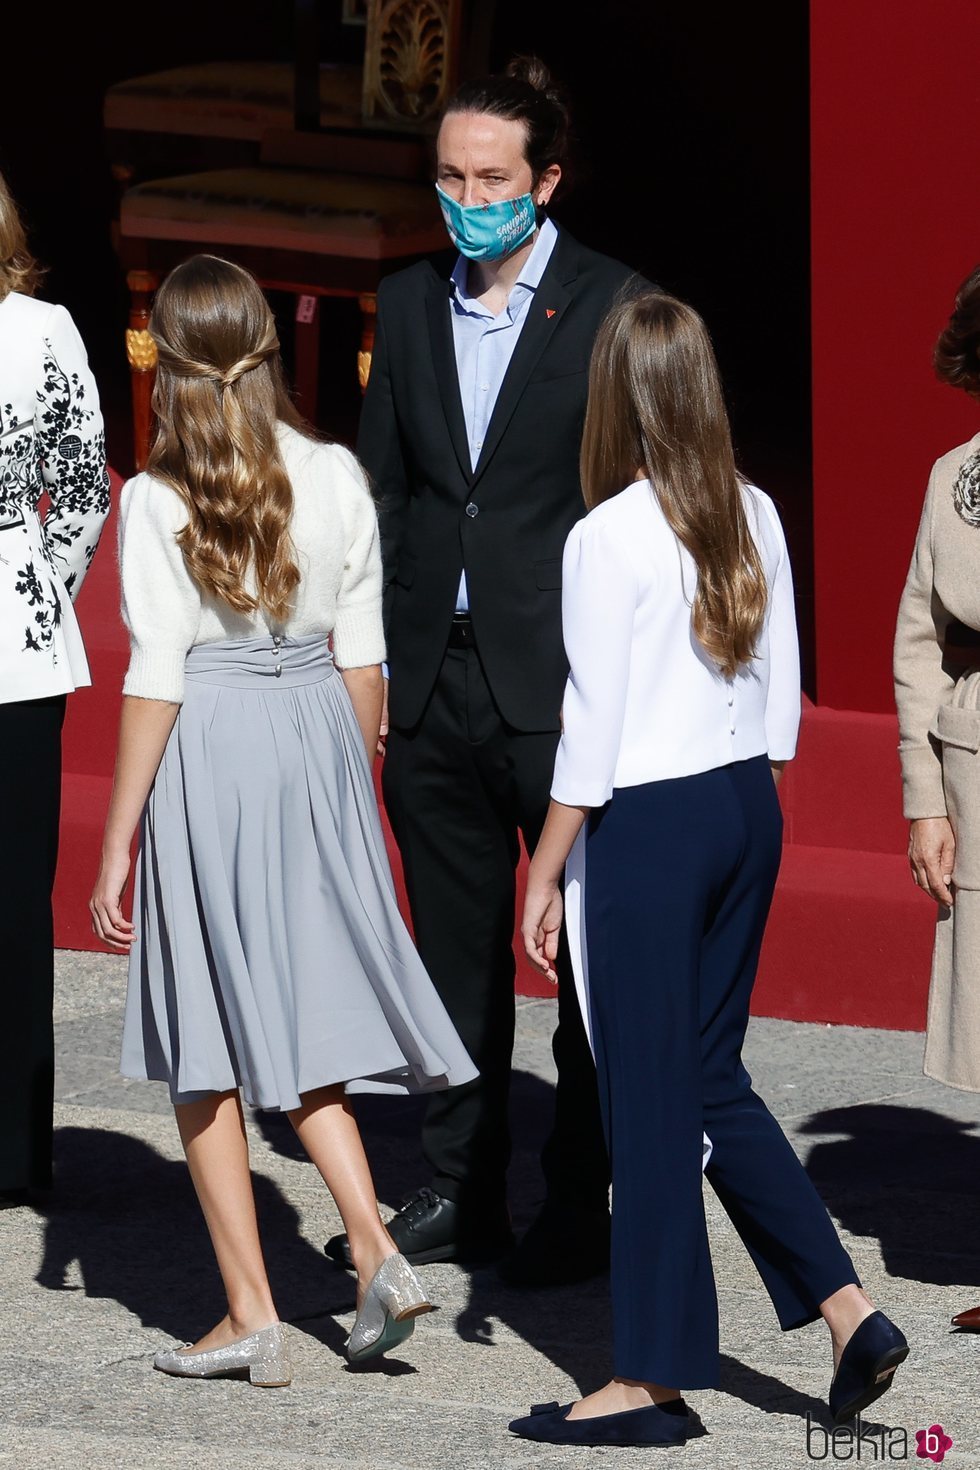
left=893, top=463, right=954, bottom=819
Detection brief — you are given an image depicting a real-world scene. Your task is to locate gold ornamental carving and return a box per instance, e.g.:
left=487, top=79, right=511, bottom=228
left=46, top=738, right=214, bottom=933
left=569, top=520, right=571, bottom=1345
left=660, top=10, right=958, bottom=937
left=363, top=0, right=460, bottom=127
left=126, top=328, right=158, bottom=372
left=357, top=350, right=373, bottom=391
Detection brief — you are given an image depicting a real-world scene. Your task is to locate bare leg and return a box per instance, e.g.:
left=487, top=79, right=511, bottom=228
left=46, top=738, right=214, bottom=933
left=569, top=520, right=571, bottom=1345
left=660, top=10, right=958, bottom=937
left=567, top=1284, right=878, bottom=1419
left=821, top=1284, right=876, bottom=1372
left=567, top=1379, right=681, bottom=1419
left=287, top=1084, right=396, bottom=1302
left=174, top=1091, right=279, bottom=1353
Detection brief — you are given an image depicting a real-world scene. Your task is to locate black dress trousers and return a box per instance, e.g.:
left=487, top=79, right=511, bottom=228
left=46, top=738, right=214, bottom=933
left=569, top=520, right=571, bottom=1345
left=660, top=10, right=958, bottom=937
left=382, top=643, right=609, bottom=1220
left=586, top=757, right=858, bottom=1387
left=0, top=694, right=65, bottom=1191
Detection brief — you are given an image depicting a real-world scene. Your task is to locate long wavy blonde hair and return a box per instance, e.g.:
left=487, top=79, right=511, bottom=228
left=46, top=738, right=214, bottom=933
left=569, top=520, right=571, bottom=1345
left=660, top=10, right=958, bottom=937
left=581, top=289, right=767, bottom=678
left=0, top=171, right=45, bottom=301
left=147, top=255, right=309, bottom=624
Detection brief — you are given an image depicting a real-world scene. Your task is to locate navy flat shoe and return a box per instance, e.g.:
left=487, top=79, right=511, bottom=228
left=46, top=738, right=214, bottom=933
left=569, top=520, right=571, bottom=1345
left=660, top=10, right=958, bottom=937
left=829, top=1311, right=909, bottom=1424
left=508, top=1397, right=702, bottom=1447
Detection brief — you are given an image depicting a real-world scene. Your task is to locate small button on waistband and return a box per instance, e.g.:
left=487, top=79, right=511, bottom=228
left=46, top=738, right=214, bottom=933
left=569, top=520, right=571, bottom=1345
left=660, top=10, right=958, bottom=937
left=274, top=665, right=282, bottom=677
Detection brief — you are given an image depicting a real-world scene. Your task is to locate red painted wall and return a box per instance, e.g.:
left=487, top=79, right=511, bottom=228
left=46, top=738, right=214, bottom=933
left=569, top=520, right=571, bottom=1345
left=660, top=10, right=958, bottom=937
left=811, top=0, right=980, bottom=712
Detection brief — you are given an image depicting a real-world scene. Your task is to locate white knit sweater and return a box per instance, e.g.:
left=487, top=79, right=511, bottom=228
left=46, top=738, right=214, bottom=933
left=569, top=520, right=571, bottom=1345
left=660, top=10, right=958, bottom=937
left=119, top=424, right=386, bottom=702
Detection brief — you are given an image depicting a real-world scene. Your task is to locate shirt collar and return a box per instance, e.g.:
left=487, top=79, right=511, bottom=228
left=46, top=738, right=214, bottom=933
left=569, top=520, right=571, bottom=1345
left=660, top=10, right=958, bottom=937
left=450, top=216, right=559, bottom=313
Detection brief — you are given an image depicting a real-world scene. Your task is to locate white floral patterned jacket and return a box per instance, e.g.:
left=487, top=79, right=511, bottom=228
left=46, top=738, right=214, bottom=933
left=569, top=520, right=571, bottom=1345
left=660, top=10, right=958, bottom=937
left=0, top=292, right=110, bottom=703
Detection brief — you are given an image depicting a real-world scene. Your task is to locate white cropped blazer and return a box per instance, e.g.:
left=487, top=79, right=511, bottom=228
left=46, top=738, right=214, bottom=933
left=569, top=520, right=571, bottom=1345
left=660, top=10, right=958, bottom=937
left=552, top=477, right=801, bottom=806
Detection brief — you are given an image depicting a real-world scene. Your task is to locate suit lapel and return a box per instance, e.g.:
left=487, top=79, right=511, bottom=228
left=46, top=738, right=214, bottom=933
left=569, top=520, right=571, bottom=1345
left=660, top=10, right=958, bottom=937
left=471, top=233, right=579, bottom=486
left=425, top=275, right=472, bottom=486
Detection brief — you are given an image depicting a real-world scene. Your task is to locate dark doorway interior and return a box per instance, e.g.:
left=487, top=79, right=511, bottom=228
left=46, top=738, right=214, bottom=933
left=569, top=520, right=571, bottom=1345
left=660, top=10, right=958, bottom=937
left=0, top=1, right=813, bottom=686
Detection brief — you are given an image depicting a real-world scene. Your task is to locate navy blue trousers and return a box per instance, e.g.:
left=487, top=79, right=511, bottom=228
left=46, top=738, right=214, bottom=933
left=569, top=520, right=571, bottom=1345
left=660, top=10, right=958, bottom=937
left=585, top=755, right=858, bottom=1389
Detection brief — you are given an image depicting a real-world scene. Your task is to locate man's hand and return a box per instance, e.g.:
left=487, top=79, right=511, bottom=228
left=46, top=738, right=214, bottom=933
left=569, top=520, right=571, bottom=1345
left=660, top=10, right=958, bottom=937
left=909, top=816, right=956, bottom=906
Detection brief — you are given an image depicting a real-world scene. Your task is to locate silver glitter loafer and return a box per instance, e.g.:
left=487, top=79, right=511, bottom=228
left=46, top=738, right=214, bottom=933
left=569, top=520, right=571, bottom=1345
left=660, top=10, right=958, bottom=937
left=153, top=1321, right=292, bottom=1386
left=347, top=1253, right=433, bottom=1364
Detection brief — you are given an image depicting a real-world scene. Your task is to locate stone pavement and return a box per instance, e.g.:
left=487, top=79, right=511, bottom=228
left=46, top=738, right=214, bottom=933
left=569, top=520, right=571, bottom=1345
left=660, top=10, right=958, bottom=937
left=2, top=950, right=980, bottom=1469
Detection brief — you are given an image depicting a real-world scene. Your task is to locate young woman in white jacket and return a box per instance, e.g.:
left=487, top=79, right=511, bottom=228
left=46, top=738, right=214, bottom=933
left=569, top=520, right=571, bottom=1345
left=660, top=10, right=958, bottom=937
left=0, top=172, right=109, bottom=1200
left=513, top=289, right=907, bottom=1448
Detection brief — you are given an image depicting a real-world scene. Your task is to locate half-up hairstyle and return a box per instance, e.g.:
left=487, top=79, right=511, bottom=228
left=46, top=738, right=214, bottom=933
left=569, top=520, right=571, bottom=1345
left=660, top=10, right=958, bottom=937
left=147, top=255, right=309, bottom=625
left=581, top=288, right=768, bottom=679
left=0, top=171, right=45, bottom=301
left=444, top=55, right=572, bottom=190
left=935, top=264, right=980, bottom=398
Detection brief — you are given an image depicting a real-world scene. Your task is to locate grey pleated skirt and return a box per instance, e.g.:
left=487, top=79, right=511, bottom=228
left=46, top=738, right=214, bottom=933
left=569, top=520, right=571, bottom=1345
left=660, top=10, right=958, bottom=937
left=121, top=634, right=477, bottom=1111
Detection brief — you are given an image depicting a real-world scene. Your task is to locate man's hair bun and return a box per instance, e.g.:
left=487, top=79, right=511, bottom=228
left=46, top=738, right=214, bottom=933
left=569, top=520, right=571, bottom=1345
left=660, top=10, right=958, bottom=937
left=506, top=54, right=553, bottom=94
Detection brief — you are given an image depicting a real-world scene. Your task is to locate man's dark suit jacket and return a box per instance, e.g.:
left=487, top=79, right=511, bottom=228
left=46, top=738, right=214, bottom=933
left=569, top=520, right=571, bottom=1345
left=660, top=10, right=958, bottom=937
left=357, top=227, right=639, bottom=733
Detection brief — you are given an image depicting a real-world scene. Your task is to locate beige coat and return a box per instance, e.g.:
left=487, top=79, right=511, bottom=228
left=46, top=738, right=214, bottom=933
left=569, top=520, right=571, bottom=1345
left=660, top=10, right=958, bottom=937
left=894, top=430, right=980, bottom=1090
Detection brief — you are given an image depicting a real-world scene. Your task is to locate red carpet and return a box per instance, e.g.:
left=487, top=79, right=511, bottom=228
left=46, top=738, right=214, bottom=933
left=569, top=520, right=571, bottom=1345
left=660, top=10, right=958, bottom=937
left=57, top=477, right=934, bottom=1026
left=758, top=702, right=934, bottom=1029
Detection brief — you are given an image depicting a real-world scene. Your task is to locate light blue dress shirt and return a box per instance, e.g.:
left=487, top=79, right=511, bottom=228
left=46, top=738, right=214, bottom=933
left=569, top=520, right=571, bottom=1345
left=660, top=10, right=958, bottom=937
left=449, top=217, right=559, bottom=612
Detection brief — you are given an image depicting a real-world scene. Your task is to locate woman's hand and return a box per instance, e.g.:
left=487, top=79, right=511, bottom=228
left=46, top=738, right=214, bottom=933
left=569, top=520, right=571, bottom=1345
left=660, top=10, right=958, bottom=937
left=521, top=872, right=564, bottom=985
left=909, top=816, right=956, bottom=906
left=90, top=847, right=135, bottom=950
left=90, top=696, right=179, bottom=950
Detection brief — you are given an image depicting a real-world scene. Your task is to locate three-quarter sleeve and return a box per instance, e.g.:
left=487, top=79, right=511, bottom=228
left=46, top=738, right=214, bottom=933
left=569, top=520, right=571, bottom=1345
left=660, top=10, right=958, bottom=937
left=119, top=474, right=201, bottom=703
left=893, top=465, right=953, bottom=818
left=551, top=516, right=638, bottom=808
left=758, top=494, right=802, bottom=760
left=35, top=304, right=111, bottom=600
left=330, top=446, right=386, bottom=669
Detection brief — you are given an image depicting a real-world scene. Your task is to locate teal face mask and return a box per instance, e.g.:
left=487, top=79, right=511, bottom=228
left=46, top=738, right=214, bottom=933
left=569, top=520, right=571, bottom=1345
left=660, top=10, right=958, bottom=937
left=436, top=184, right=538, bottom=262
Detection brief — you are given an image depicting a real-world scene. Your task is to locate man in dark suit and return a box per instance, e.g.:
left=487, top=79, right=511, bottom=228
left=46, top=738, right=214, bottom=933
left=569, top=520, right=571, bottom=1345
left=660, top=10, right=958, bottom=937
left=326, top=58, right=640, bottom=1284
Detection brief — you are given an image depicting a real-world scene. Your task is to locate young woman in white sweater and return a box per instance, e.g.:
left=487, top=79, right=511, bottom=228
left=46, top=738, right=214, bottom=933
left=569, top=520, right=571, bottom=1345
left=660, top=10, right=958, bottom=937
left=90, top=256, right=475, bottom=1385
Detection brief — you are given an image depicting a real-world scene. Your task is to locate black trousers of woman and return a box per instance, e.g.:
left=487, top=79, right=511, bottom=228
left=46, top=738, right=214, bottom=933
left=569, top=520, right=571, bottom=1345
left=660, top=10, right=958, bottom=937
left=586, top=755, right=859, bottom=1388
left=0, top=695, right=65, bottom=1191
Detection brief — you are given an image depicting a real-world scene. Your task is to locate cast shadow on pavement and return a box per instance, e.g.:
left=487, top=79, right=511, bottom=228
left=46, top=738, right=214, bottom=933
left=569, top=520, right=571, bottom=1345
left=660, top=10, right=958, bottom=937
left=257, top=1076, right=946, bottom=1410
left=34, top=1126, right=357, bottom=1360
left=259, top=1066, right=616, bottom=1391
left=800, top=1104, right=980, bottom=1288
left=254, top=1065, right=560, bottom=1231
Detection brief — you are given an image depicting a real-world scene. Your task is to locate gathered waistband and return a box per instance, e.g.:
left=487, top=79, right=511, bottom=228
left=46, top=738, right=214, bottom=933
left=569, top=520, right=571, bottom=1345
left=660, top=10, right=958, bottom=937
left=184, top=634, right=334, bottom=688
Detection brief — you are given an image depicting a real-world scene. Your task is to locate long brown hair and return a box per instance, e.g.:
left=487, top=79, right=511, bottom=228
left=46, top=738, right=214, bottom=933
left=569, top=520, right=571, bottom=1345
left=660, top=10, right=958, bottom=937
left=147, top=255, right=309, bottom=624
left=0, top=171, right=45, bottom=301
left=581, top=289, right=767, bottom=678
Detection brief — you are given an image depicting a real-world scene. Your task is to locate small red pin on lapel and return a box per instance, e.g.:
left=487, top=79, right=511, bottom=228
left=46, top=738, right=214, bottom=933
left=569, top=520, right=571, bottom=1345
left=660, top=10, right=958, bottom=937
left=545, top=308, right=556, bottom=318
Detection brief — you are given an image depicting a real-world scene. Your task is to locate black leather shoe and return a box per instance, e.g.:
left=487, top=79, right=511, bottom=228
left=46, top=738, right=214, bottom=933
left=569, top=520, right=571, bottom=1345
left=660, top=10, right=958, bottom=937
left=829, top=1311, right=909, bottom=1424
left=498, top=1199, right=611, bottom=1287
left=508, top=1398, right=702, bottom=1447
left=324, top=1187, right=514, bottom=1269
